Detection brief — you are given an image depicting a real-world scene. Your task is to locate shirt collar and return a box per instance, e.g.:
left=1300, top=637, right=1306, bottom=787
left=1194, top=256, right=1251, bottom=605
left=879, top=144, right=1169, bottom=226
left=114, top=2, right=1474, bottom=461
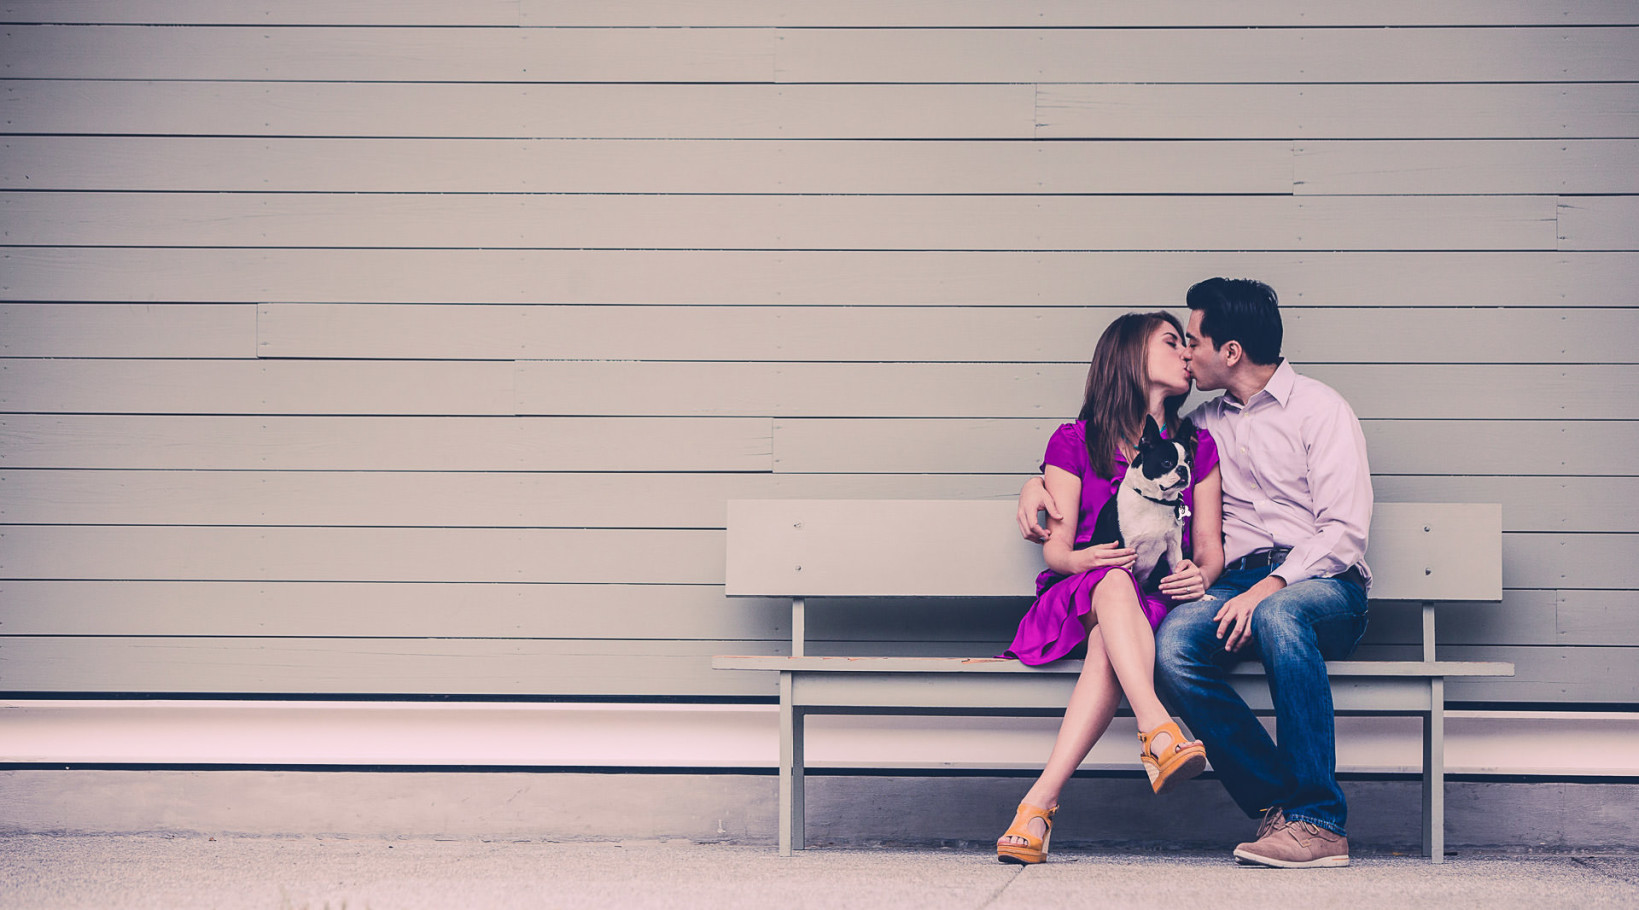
left=1262, top=359, right=1296, bottom=406
left=1221, top=359, right=1295, bottom=412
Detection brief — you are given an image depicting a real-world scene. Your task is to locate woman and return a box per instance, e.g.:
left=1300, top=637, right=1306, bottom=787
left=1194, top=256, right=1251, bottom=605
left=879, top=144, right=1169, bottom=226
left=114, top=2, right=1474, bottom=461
left=996, top=311, right=1224, bottom=864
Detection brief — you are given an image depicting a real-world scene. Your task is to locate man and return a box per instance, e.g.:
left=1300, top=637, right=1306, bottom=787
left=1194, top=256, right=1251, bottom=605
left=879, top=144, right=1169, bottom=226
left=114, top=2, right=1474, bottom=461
left=1017, top=278, right=1373, bottom=867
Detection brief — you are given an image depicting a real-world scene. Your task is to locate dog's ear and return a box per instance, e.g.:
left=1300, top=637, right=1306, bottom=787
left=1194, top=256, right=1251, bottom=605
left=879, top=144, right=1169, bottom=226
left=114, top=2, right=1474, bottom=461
left=1141, top=414, right=1163, bottom=444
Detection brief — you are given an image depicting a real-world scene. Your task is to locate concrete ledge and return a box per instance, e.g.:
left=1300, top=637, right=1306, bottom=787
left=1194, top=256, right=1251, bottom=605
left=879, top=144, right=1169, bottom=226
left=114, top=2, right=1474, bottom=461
left=6, top=701, right=1637, bottom=776
left=3, top=770, right=1635, bottom=851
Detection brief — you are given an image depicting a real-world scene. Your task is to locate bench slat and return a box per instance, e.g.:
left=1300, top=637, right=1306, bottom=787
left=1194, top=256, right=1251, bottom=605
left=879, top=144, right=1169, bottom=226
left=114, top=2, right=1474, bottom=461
left=726, top=500, right=1503, bottom=602
left=1364, top=503, right=1502, bottom=601
left=785, top=671, right=1455, bottom=714
left=712, top=655, right=1515, bottom=677
left=726, top=499, right=1034, bottom=597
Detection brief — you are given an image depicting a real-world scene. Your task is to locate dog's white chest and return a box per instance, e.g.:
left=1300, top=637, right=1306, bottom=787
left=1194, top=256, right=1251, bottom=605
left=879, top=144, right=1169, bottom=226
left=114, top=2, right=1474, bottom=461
left=1115, top=485, right=1183, bottom=581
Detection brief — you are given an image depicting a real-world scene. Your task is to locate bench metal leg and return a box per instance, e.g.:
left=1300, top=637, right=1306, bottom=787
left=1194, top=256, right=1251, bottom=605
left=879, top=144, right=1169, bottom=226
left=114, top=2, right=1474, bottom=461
left=1422, top=677, right=1446, bottom=863
left=778, top=671, right=805, bottom=855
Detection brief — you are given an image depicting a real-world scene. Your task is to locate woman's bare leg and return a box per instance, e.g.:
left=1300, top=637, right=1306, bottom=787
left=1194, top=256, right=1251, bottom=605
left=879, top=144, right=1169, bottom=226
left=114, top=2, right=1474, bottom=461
left=998, top=627, right=1119, bottom=847
left=999, top=573, right=1186, bottom=848
left=1086, top=572, right=1174, bottom=735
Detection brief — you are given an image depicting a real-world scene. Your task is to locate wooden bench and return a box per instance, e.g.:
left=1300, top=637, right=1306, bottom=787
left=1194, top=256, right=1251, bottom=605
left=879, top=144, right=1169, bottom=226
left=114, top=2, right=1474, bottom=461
left=713, top=500, right=1514, bottom=862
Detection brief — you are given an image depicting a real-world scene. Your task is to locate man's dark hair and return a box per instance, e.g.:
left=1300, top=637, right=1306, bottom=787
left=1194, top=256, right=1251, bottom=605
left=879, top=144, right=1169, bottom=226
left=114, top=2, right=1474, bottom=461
left=1185, top=277, right=1283, bottom=366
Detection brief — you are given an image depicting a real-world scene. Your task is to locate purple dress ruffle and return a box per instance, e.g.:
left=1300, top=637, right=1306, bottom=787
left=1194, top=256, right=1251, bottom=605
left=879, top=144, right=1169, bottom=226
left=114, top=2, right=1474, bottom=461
left=1004, top=421, right=1219, bottom=666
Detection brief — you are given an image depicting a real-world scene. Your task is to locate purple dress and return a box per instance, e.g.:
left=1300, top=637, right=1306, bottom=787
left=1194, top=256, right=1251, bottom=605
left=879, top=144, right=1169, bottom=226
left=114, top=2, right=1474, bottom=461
left=1004, top=421, right=1220, bottom=666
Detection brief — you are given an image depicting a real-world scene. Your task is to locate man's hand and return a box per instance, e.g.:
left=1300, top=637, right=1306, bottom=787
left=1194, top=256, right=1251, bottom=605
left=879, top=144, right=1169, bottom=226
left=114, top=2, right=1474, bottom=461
left=1016, top=476, right=1062, bottom=543
left=1214, top=575, right=1287, bottom=652
left=1158, top=559, right=1206, bottom=602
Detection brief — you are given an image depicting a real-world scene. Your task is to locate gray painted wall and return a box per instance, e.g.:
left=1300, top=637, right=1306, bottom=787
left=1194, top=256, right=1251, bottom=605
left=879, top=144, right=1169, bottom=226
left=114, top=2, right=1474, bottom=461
left=1, top=3, right=1636, bottom=711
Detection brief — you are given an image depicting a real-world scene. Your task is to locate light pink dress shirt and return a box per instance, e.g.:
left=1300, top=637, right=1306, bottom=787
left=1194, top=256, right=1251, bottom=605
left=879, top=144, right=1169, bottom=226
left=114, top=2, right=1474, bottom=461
left=1187, top=360, right=1374, bottom=589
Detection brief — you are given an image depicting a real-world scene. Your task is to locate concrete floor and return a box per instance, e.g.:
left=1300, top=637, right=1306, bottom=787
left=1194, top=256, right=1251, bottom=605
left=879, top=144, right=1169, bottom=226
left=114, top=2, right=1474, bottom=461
left=1, top=836, right=1635, bottom=910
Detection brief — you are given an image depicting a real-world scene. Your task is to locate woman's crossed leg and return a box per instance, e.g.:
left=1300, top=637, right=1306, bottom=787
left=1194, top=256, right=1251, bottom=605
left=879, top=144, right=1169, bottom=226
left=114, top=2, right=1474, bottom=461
left=998, top=571, right=1202, bottom=855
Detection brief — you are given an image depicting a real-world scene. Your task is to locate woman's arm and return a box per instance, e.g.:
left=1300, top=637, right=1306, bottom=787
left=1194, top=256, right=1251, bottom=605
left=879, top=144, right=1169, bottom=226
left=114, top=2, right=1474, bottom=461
left=1189, top=464, right=1225, bottom=587
left=1041, top=465, right=1136, bottom=577
left=1158, top=463, right=1223, bottom=601
left=1039, top=466, right=1082, bottom=574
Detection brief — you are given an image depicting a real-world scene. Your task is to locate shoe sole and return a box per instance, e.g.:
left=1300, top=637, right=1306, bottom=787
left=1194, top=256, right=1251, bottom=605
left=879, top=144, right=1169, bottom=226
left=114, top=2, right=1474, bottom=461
left=1149, top=751, right=1208, bottom=795
left=1232, top=848, right=1349, bottom=868
left=997, top=829, right=1050, bottom=865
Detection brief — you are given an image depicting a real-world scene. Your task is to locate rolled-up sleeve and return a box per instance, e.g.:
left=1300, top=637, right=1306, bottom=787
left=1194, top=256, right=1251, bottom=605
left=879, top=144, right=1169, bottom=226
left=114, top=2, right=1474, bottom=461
left=1272, top=398, right=1373, bottom=587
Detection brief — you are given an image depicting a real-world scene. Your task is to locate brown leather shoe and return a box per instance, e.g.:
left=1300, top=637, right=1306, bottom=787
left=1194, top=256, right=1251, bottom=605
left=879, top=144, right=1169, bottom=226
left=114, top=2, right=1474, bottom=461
left=1233, top=808, right=1286, bottom=865
left=1251, top=807, right=1284, bottom=843
left=1233, top=813, right=1349, bottom=868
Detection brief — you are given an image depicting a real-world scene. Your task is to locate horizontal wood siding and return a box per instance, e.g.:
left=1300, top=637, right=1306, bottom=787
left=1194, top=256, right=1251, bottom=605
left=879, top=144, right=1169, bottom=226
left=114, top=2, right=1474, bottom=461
left=13, top=26, right=1639, bottom=83
left=0, top=138, right=1298, bottom=194
left=1, top=193, right=1563, bottom=250
left=769, top=420, right=1639, bottom=476
left=0, top=416, right=773, bottom=471
left=7, top=1, right=1639, bottom=28
left=10, top=250, right=1639, bottom=306
left=0, top=2, right=1633, bottom=710
left=4, top=471, right=1630, bottom=531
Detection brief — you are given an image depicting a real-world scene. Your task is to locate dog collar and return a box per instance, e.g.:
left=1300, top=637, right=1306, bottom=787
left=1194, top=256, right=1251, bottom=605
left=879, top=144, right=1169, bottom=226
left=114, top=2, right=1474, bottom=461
left=1137, top=491, right=1192, bottom=526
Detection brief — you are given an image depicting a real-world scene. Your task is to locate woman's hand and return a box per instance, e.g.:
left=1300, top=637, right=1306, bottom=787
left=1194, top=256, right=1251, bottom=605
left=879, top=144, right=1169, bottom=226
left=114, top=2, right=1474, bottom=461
left=1072, top=542, right=1136, bottom=575
left=1016, top=475, right=1062, bottom=543
left=1158, top=559, right=1207, bottom=602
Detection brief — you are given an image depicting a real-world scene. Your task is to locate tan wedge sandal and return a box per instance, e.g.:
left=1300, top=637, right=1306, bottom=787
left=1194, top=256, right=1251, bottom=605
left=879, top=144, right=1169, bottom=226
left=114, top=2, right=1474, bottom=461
left=1138, top=720, right=1207, bottom=794
left=996, top=801, right=1057, bottom=865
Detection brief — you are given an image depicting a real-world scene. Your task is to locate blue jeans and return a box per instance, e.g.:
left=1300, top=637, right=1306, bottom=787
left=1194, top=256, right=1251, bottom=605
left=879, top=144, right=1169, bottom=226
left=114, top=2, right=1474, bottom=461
left=1155, top=565, right=1369, bottom=836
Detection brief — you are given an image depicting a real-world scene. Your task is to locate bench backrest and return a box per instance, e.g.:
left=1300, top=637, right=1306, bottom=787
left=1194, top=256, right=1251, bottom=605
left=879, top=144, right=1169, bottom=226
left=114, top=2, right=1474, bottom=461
left=726, top=500, right=1502, bottom=603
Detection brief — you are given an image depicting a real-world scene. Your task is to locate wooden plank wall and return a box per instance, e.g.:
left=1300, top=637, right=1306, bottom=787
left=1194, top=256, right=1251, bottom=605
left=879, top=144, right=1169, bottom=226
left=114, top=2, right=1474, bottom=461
left=1, top=1, right=1635, bottom=706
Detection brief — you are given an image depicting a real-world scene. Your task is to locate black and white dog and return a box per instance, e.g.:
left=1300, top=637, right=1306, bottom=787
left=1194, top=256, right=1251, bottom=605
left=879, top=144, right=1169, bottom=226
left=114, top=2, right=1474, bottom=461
left=1084, top=415, right=1197, bottom=591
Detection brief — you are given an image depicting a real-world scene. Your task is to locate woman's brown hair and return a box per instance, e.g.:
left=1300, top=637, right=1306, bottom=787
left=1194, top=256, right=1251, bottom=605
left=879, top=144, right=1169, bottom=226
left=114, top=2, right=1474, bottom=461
left=1077, top=311, right=1188, bottom=479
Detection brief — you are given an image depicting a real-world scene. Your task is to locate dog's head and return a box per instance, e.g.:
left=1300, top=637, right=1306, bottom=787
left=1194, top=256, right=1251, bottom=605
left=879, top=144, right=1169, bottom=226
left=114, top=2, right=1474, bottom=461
left=1128, top=416, right=1196, bottom=500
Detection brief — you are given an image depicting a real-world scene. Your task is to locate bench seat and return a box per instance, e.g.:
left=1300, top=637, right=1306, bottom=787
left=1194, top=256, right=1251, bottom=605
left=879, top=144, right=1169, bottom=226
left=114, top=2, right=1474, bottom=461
left=714, top=655, right=1515, bottom=677
left=714, top=655, right=1515, bottom=710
